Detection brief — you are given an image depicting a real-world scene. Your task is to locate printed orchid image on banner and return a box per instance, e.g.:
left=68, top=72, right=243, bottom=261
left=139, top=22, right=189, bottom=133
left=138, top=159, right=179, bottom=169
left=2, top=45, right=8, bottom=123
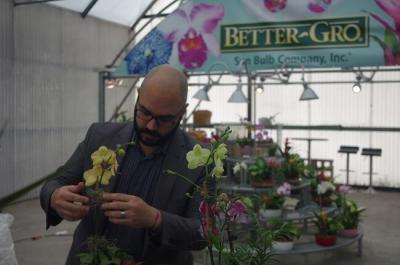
left=308, top=0, right=333, bottom=13
left=115, top=0, right=398, bottom=75
left=367, top=0, right=400, bottom=65
left=157, top=2, right=225, bottom=70
left=125, top=29, right=173, bottom=75
left=263, top=0, right=287, bottom=13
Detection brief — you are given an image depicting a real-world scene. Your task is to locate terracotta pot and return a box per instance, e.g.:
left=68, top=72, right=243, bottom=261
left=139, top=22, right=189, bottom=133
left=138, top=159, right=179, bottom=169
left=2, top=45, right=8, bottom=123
left=315, top=234, right=337, bottom=246
left=338, top=228, right=359, bottom=238
left=272, top=241, right=294, bottom=251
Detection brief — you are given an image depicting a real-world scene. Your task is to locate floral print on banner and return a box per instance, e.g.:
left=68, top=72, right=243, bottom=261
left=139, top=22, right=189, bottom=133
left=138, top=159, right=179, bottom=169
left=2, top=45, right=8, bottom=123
left=264, top=0, right=287, bottom=13
left=158, top=3, right=225, bottom=70
left=125, top=29, right=173, bottom=75
left=367, top=0, right=400, bottom=65
left=308, top=0, right=333, bottom=13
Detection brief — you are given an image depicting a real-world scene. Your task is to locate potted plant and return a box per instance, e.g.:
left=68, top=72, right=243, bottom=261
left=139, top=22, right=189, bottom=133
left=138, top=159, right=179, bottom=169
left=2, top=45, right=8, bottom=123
left=312, top=210, right=343, bottom=246
left=336, top=189, right=366, bottom=237
left=236, top=137, right=255, bottom=157
left=269, top=218, right=301, bottom=251
left=248, top=157, right=281, bottom=188
left=310, top=172, right=337, bottom=207
left=258, top=182, right=291, bottom=220
left=280, top=139, right=305, bottom=185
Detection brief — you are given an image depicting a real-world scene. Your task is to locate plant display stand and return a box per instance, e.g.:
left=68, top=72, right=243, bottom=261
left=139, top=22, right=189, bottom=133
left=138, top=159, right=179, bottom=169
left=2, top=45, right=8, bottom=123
left=272, top=229, right=363, bottom=265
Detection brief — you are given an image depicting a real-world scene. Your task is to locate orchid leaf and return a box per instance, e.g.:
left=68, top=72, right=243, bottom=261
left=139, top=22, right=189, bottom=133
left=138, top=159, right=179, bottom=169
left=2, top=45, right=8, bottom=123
left=384, top=29, right=398, bottom=50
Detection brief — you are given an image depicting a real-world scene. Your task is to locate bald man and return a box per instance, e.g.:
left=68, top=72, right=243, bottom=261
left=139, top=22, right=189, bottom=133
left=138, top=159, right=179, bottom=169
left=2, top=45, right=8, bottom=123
left=40, top=65, right=206, bottom=265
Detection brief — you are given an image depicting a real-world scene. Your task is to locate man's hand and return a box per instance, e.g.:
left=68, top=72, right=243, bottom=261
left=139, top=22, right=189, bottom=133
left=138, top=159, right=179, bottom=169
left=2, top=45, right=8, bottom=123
left=102, top=193, right=161, bottom=229
left=50, top=182, right=89, bottom=221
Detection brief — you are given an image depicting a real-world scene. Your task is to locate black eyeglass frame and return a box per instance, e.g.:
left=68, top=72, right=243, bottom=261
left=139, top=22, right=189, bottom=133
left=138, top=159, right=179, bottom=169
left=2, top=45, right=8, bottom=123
left=135, top=103, right=186, bottom=126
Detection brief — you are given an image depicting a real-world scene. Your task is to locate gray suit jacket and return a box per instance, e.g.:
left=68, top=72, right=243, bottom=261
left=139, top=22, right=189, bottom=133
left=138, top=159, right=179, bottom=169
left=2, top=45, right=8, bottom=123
left=40, top=122, right=207, bottom=265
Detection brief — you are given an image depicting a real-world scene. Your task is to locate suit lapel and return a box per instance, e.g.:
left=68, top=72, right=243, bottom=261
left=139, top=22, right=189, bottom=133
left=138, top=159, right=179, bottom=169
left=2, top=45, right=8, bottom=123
left=152, top=130, right=185, bottom=210
left=108, top=122, right=134, bottom=193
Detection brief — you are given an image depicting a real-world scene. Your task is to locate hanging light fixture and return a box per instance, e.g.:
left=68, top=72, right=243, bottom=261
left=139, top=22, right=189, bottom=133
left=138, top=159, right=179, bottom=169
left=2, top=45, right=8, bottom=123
left=228, top=76, right=247, bottom=103
left=193, top=83, right=211, bottom=101
left=352, top=73, right=362, bottom=93
left=256, top=84, right=264, bottom=94
left=256, top=76, right=265, bottom=94
left=299, top=69, right=319, bottom=101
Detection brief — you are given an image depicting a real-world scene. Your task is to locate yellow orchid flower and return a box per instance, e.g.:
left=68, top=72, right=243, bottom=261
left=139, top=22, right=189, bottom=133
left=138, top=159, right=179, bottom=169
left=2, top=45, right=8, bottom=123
left=91, top=146, right=118, bottom=168
left=84, top=146, right=119, bottom=187
left=83, top=165, right=115, bottom=187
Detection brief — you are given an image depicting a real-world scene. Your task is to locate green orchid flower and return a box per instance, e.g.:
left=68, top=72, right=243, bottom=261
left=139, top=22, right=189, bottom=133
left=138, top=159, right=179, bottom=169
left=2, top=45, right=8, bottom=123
left=186, top=144, right=212, bottom=169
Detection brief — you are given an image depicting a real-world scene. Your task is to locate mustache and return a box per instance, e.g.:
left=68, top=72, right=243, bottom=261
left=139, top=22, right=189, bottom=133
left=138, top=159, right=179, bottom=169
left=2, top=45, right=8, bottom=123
left=138, top=128, right=162, bottom=138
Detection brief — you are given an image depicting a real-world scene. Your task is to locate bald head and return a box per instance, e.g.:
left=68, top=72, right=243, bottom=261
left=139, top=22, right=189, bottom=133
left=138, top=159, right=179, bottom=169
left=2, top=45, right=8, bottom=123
left=139, top=64, right=188, bottom=105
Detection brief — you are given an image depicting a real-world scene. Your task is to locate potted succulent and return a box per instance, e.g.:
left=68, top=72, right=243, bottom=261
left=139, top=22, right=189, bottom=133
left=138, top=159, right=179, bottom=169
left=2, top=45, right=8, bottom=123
left=269, top=218, right=301, bottom=251
left=336, top=195, right=366, bottom=237
left=248, top=156, right=281, bottom=188
left=258, top=182, right=291, bottom=220
left=312, top=211, right=343, bottom=246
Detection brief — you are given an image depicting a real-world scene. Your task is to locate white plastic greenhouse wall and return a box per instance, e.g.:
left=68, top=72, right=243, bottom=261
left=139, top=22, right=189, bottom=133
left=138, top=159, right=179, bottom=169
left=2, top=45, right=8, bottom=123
left=0, top=2, right=136, bottom=200
left=186, top=70, right=400, bottom=188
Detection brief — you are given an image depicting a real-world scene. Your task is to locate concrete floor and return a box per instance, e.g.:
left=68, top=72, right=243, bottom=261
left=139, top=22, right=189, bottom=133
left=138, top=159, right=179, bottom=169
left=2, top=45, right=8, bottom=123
left=3, top=189, right=400, bottom=265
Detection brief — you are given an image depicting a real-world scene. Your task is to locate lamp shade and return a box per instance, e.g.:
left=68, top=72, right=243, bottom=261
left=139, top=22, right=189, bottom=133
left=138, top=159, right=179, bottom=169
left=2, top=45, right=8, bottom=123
left=299, top=83, right=319, bottom=101
left=228, top=84, right=247, bottom=103
left=193, top=85, right=210, bottom=101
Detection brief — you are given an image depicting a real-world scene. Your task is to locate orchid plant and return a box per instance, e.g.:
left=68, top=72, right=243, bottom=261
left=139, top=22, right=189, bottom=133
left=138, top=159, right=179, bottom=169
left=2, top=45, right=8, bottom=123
left=258, top=183, right=292, bottom=210
left=167, top=127, right=275, bottom=265
left=78, top=144, right=141, bottom=265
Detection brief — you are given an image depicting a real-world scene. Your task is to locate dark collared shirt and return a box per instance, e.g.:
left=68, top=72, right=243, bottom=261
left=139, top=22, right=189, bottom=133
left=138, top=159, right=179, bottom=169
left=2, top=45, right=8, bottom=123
left=104, top=130, right=169, bottom=261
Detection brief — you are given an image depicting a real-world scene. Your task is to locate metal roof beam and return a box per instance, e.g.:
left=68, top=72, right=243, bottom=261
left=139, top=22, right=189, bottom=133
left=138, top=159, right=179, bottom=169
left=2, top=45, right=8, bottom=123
left=130, top=0, right=158, bottom=31
left=81, top=0, right=98, bottom=18
left=14, top=0, right=62, bottom=7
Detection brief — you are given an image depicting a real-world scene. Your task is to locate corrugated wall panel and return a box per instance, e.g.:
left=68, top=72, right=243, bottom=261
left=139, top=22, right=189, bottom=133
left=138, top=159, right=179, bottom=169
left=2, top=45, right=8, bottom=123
left=0, top=1, right=131, bottom=200
left=0, top=0, right=15, bottom=201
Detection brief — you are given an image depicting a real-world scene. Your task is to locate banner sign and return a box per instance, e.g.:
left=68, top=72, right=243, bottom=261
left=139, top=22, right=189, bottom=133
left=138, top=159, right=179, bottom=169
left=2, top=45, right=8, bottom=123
left=116, top=0, right=400, bottom=75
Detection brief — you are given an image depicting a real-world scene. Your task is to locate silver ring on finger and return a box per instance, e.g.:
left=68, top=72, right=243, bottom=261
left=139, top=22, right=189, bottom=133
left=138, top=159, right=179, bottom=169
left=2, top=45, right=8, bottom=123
left=120, top=210, right=126, bottom=219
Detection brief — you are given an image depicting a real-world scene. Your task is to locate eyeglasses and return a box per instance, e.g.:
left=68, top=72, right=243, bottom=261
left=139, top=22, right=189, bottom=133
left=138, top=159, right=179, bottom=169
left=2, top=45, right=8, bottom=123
left=135, top=103, right=185, bottom=126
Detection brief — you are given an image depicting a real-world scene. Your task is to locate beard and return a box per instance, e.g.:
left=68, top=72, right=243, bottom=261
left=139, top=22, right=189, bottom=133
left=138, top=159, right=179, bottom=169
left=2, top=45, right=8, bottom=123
left=134, top=117, right=180, bottom=147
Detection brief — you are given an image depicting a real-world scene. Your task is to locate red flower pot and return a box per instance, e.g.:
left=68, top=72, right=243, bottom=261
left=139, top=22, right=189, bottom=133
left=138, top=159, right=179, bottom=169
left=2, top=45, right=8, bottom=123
left=315, top=234, right=337, bottom=246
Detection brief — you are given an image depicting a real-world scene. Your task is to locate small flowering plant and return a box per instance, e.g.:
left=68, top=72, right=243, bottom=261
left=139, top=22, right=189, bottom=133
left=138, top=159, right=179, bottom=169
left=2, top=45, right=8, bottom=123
left=255, top=125, right=273, bottom=144
left=281, top=139, right=305, bottom=182
left=78, top=144, right=142, bottom=265
left=167, top=128, right=258, bottom=265
left=312, top=210, right=342, bottom=236
left=248, top=156, right=282, bottom=183
left=258, top=182, right=291, bottom=210
left=336, top=185, right=366, bottom=230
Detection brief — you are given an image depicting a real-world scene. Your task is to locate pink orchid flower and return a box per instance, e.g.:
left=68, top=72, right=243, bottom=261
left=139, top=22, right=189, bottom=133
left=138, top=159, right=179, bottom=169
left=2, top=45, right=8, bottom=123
left=264, top=0, right=287, bottom=13
left=266, top=157, right=282, bottom=169
left=199, top=200, right=220, bottom=218
left=277, top=182, right=292, bottom=196
left=337, top=184, right=351, bottom=194
left=308, top=0, right=333, bottom=13
left=158, top=3, right=224, bottom=70
left=227, top=200, right=250, bottom=224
